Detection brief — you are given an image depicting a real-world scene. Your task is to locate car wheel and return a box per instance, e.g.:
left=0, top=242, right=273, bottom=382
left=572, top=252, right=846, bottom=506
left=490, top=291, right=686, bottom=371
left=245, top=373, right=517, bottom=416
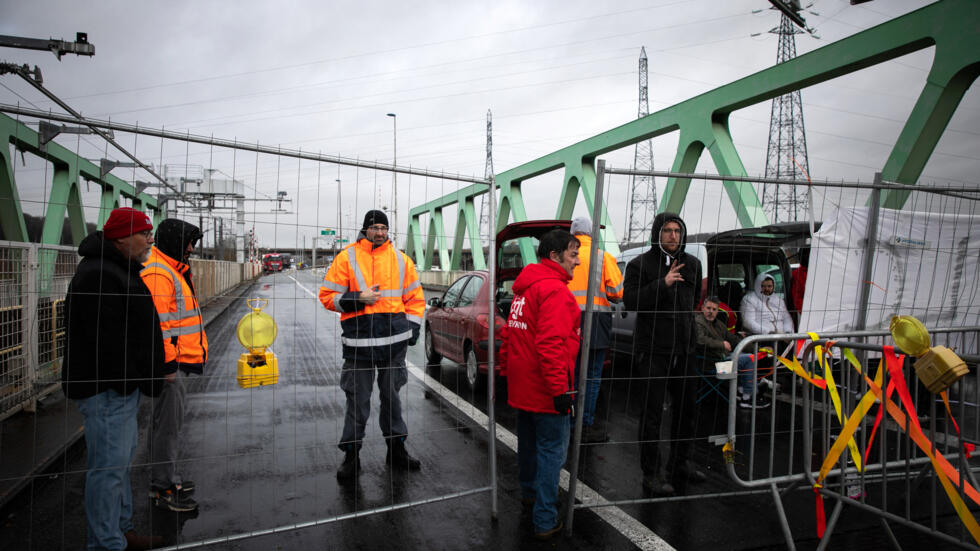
left=464, top=345, right=481, bottom=391
left=424, top=324, right=442, bottom=366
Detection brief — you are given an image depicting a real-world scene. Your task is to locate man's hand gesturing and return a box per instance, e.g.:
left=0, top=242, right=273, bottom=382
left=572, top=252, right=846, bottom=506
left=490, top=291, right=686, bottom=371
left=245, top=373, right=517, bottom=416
left=664, top=260, right=685, bottom=287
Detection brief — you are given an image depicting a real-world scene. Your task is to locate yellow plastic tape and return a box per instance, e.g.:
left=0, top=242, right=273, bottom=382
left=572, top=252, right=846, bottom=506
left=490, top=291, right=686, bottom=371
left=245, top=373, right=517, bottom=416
left=775, top=354, right=826, bottom=388
left=863, top=374, right=980, bottom=545
left=817, top=359, right=883, bottom=482
left=809, top=332, right=863, bottom=471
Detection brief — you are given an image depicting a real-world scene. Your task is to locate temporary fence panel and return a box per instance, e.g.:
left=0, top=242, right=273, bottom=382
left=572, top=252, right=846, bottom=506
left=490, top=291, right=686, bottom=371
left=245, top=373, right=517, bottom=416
left=560, top=163, right=980, bottom=550
left=802, top=207, right=980, bottom=350
left=797, top=332, right=980, bottom=549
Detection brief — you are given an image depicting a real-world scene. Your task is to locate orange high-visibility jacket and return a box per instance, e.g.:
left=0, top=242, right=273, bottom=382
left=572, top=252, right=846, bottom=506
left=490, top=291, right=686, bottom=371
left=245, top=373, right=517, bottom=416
left=141, top=247, right=209, bottom=373
left=319, top=236, right=425, bottom=359
left=567, top=235, right=624, bottom=312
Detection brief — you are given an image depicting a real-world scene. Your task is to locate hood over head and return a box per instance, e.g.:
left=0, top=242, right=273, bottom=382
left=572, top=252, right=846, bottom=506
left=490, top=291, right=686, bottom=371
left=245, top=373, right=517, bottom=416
left=570, top=217, right=592, bottom=236
left=649, top=211, right=687, bottom=260
left=753, top=272, right=776, bottom=295
left=155, top=219, right=203, bottom=263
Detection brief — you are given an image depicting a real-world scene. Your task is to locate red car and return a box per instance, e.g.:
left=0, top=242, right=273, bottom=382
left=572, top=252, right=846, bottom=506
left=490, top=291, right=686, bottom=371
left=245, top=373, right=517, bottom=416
left=424, top=220, right=572, bottom=389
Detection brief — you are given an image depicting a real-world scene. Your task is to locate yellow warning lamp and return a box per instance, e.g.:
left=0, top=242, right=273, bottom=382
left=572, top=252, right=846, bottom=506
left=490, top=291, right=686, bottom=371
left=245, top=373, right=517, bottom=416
left=236, top=298, right=280, bottom=388
left=890, top=315, right=968, bottom=394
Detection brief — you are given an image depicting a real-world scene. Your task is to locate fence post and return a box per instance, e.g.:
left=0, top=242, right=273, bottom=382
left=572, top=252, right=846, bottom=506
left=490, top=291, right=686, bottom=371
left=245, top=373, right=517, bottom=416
left=854, top=172, right=882, bottom=333
left=565, top=158, right=606, bottom=533
left=22, top=244, right=39, bottom=413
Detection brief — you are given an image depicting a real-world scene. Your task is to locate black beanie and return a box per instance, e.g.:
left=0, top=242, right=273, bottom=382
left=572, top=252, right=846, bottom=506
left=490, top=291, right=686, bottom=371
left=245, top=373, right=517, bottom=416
left=362, top=209, right=389, bottom=229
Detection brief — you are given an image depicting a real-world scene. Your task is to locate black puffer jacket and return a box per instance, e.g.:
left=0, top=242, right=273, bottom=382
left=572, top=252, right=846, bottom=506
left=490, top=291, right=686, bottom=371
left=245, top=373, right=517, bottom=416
left=623, top=212, right=702, bottom=356
left=61, top=232, right=167, bottom=399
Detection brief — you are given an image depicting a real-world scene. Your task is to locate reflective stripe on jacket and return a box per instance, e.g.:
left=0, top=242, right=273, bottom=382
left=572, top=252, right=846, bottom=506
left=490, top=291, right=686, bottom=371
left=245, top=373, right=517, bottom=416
left=567, top=235, right=623, bottom=312
left=318, top=237, right=425, bottom=358
left=141, top=247, right=208, bottom=373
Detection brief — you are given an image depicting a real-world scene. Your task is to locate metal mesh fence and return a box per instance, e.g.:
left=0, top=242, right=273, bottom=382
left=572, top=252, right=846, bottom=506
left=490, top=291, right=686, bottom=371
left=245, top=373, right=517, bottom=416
left=0, top=242, right=28, bottom=419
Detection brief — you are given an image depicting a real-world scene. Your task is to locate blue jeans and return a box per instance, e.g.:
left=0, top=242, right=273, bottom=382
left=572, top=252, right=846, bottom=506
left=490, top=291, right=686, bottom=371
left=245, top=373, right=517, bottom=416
left=75, top=389, right=141, bottom=551
left=578, top=348, right=607, bottom=427
left=736, top=354, right=758, bottom=395
left=517, top=409, right=570, bottom=533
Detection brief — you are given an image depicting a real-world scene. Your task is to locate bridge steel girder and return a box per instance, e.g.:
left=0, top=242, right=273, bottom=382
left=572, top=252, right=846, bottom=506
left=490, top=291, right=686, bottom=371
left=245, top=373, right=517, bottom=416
left=0, top=113, right=163, bottom=245
left=409, top=0, right=978, bottom=268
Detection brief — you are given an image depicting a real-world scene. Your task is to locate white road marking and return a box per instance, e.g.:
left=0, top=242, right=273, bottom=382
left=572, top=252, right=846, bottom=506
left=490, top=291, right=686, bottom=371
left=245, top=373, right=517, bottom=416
left=292, top=273, right=672, bottom=550
left=288, top=274, right=318, bottom=299
left=405, top=363, right=674, bottom=551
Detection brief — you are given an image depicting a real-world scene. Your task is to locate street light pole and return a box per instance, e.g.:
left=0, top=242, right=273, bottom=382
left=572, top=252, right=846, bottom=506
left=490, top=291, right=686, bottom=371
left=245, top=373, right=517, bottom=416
left=387, top=112, right=397, bottom=245
left=336, top=178, right=342, bottom=258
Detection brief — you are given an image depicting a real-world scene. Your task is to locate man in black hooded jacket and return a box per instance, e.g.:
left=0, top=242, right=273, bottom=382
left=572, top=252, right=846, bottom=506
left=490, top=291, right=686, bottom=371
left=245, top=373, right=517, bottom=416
left=623, top=212, right=704, bottom=495
left=141, top=218, right=206, bottom=513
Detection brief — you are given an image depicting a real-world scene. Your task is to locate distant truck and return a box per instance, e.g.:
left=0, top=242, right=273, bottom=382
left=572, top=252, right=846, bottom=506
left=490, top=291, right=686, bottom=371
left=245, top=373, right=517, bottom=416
left=262, top=253, right=284, bottom=272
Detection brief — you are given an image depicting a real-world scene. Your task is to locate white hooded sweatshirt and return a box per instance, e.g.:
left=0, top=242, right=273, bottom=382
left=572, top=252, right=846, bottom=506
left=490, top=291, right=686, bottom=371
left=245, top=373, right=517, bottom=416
left=741, top=273, right=794, bottom=335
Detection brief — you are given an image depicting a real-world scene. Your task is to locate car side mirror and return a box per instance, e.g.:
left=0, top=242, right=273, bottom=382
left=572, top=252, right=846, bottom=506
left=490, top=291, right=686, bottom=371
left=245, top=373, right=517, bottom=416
left=428, top=297, right=442, bottom=308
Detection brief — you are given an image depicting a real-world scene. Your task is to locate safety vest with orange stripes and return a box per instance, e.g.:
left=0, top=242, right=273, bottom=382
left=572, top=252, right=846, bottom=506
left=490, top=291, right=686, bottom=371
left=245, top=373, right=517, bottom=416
left=567, top=235, right=624, bottom=312
left=141, top=247, right=208, bottom=372
left=318, top=236, right=425, bottom=358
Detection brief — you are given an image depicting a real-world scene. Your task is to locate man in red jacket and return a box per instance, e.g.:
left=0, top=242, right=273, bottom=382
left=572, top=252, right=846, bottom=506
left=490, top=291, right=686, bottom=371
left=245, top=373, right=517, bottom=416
left=499, top=229, right=581, bottom=540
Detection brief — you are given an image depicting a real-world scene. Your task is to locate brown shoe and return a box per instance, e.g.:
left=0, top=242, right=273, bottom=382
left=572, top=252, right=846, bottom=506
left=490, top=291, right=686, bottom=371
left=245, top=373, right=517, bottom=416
left=124, top=531, right=162, bottom=550
left=533, top=519, right=564, bottom=540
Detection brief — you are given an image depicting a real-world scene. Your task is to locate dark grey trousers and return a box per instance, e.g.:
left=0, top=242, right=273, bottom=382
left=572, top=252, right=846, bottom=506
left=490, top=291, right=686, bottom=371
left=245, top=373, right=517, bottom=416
left=338, top=347, right=408, bottom=450
left=150, top=370, right=187, bottom=488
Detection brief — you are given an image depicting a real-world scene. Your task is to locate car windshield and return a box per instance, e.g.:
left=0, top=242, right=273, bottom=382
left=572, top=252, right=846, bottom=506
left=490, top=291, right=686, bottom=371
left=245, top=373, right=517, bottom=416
left=498, top=236, right=538, bottom=271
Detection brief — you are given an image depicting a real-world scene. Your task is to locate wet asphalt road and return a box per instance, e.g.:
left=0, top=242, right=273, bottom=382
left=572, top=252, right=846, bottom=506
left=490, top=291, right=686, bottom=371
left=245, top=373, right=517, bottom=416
left=1, top=269, right=971, bottom=550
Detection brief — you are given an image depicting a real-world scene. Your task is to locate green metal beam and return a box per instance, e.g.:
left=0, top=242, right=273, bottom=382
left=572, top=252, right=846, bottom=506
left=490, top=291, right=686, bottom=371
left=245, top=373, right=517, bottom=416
left=409, top=0, right=979, bottom=267
left=0, top=113, right=162, bottom=245
left=0, top=133, right=29, bottom=241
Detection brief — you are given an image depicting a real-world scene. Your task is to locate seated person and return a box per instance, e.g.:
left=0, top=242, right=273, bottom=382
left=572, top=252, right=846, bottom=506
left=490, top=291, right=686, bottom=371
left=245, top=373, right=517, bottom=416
left=741, top=273, right=793, bottom=335
left=695, top=296, right=769, bottom=409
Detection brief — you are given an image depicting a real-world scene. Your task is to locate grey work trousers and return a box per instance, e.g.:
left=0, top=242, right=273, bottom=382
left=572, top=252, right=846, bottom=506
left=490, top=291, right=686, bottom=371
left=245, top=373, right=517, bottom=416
left=338, top=346, right=408, bottom=450
left=150, top=369, right=187, bottom=489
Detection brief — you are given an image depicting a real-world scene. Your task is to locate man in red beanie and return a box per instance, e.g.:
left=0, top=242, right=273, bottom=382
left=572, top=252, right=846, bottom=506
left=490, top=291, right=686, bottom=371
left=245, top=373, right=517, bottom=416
left=62, top=206, right=166, bottom=550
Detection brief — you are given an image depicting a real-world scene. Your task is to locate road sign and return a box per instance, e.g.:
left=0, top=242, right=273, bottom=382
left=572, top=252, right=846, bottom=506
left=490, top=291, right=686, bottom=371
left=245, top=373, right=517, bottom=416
left=321, top=229, right=336, bottom=235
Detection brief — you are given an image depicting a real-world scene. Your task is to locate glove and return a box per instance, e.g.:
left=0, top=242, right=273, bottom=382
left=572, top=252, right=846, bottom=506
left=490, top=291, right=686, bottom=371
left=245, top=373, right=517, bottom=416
left=408, top=325, right=420, bottom=346
left=553, top=393, right=574, bottom=415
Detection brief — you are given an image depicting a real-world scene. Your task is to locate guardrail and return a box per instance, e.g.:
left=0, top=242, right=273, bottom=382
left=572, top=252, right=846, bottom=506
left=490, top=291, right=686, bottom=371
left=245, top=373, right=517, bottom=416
left=723, top=327, right=980, bottom=549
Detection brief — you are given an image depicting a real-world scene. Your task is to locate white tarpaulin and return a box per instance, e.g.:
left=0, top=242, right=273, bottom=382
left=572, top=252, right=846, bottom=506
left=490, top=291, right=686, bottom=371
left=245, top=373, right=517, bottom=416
left=800, top=207, right=980, bottom=353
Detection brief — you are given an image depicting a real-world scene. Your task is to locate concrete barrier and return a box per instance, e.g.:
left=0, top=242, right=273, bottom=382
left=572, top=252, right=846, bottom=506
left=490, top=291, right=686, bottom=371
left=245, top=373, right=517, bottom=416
left=189, top=259, right=262, bottom=307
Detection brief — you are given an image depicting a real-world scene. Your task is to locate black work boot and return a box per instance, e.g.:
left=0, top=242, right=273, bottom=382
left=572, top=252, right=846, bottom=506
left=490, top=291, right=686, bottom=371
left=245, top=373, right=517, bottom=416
left=337, top=446, right=360, bottom=481
left=386, top=438, right=421, bottom=471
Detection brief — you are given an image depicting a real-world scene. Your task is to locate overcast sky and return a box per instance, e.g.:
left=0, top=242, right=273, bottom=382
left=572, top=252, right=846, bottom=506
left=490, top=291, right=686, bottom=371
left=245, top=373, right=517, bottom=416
left=2, top=0, right=976, bottom=252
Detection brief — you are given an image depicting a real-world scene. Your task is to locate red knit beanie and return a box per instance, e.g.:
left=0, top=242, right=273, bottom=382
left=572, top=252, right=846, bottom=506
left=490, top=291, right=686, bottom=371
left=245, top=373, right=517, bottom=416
left=103, top=207, right=153, bottom=239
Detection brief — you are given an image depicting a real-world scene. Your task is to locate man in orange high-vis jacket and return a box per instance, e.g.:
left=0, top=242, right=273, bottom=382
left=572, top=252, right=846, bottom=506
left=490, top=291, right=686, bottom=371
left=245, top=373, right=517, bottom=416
left=567, top=217, right=623, bottom=443
left=141, top=219, right=207, bottom=513
left=319, top=209, right=426, bottom=482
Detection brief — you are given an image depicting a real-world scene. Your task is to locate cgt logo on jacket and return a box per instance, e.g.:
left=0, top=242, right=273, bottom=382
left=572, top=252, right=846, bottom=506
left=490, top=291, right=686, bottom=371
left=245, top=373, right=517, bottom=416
left=508, top=295, right=528, bottom=330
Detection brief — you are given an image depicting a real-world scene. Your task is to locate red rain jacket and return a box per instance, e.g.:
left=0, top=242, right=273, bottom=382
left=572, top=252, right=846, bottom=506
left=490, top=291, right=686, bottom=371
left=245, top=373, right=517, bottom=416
left=500, top=259, right=581, bottom=414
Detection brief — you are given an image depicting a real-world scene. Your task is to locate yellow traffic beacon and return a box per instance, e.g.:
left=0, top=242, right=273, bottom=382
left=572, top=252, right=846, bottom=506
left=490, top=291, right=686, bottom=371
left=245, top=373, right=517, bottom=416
left=236, top=298, right=279, bottom=388
left=890, top=315, right=968, bottom=394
